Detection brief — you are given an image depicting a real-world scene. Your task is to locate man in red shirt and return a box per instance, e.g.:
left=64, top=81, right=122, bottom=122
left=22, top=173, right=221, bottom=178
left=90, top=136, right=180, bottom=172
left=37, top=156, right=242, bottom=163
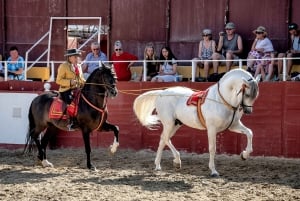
left=111, top=40, right=138, bottom=81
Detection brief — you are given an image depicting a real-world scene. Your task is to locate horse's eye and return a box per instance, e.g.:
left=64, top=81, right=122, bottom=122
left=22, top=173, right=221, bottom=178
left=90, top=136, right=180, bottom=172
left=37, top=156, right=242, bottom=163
left=244, top=94, right=250, bottom=98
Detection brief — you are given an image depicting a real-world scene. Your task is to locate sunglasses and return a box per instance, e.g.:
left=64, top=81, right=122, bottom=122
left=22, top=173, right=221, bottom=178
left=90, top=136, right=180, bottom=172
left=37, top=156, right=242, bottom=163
left=203, top=34, right=210, bottom=37
left=93, top=48, right=99, bottom=51
left=225, top=28, right=233, bottom=30
left=256, top=31, right=263, bottom=34
left=115, top=49, right=122, bottom=51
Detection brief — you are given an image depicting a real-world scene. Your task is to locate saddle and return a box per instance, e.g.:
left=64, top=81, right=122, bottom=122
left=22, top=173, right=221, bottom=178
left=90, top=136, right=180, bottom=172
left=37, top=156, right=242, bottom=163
left=186, top=89, right=209, bottom=128
left=49, top=90, right=80, bottom=120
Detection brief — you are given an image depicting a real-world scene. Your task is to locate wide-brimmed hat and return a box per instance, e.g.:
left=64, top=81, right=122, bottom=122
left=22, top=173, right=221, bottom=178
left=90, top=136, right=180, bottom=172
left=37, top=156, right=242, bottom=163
left=225, top=22, right=235, bottom=29
left=253, top=26, right=267, bottom=35
left=202, top=29, right=212, bottom=35
left=64, top=48, right=81, bottom=57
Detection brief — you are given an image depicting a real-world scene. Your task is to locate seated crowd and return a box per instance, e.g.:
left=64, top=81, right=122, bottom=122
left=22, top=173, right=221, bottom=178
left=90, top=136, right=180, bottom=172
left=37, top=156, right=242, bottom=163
left=1, top=22, right=300, bottom=82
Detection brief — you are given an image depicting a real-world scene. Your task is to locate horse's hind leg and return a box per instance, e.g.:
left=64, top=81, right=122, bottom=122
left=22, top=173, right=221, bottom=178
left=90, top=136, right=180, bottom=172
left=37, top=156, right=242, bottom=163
left=31, top=128, right=53, bottom=167
left=101, top=122, right=119, bottom=154
left=154, top=123, right=181, bottom=171
left=39, top=128, right=54, bottom=167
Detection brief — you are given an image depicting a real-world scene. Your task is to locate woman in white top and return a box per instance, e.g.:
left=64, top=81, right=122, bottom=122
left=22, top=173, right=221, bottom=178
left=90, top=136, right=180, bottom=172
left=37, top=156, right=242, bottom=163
left=247, top=26, right=274, bottom=81
left=151, top=46, right=177, bottom=82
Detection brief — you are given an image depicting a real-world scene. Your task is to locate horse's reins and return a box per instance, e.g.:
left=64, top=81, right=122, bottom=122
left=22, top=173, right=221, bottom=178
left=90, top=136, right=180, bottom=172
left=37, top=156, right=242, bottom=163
left=80, top=79, right=115, bottom=131
left=217, top=82, right=246, bottom=130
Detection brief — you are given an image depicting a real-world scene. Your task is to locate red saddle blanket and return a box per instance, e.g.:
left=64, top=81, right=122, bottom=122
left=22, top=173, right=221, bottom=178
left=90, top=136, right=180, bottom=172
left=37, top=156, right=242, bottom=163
left=49, top=98, right=78, bottom=120
left=186, top=89, right=209, bottom=106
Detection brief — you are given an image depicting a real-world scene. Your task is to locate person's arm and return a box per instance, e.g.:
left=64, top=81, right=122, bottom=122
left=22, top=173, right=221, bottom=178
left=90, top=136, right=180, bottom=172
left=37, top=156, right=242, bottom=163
left=211, top=40, right=217, bottom=55
left=198, top=41, right=203, bottom=58
left=251, top=38, right=258, bottom=51
left=216, top=33, right=224, bottom=52
left=235, top=35, right=243, bottom=54
left=127, top=53, right=138, bottom=69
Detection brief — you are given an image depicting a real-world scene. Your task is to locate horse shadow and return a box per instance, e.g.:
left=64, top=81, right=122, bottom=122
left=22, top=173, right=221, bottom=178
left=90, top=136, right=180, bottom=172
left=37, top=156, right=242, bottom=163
left=72, top=173, right=193, bottom=192
left=0, top=169, right=61, bottom=184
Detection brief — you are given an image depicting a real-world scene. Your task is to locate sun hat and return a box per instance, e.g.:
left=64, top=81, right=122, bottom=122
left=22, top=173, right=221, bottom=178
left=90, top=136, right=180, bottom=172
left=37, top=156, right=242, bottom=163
left=225, top=22, right=235, bottom=29
left=64, top=48, right=81, bottom=57
left=253, top=26, right=267, bottom=35
left=202, top=29, right=212, bottom=35
left=288, top=23, right=298, bottom=31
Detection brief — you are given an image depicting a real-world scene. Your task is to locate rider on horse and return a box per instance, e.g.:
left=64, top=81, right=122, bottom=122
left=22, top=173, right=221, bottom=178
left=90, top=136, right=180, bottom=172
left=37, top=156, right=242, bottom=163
left=56, top=48, right=85, bottom=129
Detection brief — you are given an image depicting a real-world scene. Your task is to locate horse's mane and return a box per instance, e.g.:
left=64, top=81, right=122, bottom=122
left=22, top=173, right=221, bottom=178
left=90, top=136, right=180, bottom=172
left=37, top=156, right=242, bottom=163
left=220, top=69, right=259, bottom=99
left=85, top=64, right=116, bottom=84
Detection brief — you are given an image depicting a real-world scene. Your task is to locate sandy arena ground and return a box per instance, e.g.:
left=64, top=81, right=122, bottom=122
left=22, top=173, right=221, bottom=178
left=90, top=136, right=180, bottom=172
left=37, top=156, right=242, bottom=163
left=0, top=147, right=299, bottom=201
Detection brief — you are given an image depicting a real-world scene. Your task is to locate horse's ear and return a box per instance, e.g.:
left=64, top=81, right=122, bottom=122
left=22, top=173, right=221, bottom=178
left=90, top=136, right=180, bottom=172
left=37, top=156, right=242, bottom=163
left=255, top=74, right=261, bottom=83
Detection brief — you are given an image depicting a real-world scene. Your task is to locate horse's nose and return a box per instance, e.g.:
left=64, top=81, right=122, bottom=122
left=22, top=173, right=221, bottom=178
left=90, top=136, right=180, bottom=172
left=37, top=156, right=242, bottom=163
left=243, top=108, right=252, bottom=114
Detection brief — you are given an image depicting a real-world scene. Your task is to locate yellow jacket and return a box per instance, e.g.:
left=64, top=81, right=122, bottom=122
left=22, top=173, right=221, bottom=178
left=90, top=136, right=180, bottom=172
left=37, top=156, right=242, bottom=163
left=56, top=61, right=85, bottom=92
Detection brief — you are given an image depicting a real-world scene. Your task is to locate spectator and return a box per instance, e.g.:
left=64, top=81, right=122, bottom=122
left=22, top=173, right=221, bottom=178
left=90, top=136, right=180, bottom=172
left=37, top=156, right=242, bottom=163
left=194, top=28, right=216, bottom=81
left=151, top=46, right=177, bottom=82
left=7, top=46, right=25, bottom=80
left=82, top=42, right=108, bottom=79
left=56, top=48, right=85, bottom=129
left=137, top=43, right=159, bottom=81
left=111, top=40, right=138, bottom=81
left=0, top=60, right=3, bottom=81
left=212, top=22, right=243, bottom=73
left=277, top=23, right=300, bottom=80
left=247, top=26, right=274, bottom=81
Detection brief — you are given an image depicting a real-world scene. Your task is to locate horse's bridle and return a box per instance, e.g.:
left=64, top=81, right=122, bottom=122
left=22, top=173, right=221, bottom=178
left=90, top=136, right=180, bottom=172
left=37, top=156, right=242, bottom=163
left=217, top=80, right=254, bottom=130
left=79, top=75, right=117, bottom=131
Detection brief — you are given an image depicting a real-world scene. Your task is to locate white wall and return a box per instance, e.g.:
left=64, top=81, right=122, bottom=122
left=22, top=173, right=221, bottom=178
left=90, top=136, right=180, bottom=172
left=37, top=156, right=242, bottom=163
left=0, top=93, right=38, bottom=144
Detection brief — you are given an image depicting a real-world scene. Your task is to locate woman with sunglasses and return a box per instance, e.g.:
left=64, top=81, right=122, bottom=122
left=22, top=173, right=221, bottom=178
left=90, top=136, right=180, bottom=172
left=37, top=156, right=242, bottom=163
left=247, top=26, right=274, bottom=81
left=194, top=29, right=216, bottom=81
left=111, top=40, right=138, bottom=81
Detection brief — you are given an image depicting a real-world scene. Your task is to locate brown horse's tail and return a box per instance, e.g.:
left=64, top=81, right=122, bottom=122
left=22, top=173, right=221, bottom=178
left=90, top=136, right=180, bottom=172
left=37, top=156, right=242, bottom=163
left=23, top=103, right=35, bottom=155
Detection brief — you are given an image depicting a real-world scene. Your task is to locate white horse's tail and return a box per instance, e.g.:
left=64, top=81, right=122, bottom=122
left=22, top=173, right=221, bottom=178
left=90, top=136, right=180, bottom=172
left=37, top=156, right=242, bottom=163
left=133, top=90, right=163, bottom=129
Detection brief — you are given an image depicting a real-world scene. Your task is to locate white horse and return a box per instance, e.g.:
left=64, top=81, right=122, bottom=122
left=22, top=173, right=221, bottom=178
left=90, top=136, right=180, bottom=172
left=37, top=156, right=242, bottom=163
left=133, top=69, right=259, bottom=176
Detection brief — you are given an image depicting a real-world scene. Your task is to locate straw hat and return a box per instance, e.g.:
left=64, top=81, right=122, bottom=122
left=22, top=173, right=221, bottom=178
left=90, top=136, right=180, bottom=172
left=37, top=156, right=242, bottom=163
left=253, top=26, right=267, bottom=35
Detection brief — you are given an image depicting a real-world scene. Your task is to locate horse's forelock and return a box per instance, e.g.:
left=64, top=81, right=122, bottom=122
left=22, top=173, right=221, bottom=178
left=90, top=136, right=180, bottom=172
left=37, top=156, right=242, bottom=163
left=248, top=80, right=259, bottom=99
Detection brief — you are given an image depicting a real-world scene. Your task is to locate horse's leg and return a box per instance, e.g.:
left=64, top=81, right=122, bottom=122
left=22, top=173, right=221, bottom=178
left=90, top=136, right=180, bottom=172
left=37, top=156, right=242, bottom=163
left=81, top=130, right=95, bottom=170
left=100, top=122, right=119, bottom=154
left=207, top=129, right=219, bottom=177
left=165, top=125, right=181, bottom=169
left=40, top=128, right=54, bottom=167
left=229, top=123, right=253, bottom=160
left=154, top=123, right=180, bottom=171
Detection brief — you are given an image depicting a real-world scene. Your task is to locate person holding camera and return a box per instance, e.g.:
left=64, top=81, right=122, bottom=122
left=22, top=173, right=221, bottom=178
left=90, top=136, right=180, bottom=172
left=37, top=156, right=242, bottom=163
left=211, top=22, right=243, bottom=73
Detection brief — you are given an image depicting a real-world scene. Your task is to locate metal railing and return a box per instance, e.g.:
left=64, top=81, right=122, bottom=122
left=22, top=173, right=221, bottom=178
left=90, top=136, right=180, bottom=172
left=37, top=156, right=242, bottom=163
left=0, top=57, right=298, bottom=82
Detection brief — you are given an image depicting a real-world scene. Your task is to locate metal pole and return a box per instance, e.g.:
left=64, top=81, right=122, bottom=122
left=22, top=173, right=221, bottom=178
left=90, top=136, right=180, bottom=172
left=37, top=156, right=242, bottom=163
left=283, top=57, right=287, bottom=81
left=191, top=60, right=196, bottom=82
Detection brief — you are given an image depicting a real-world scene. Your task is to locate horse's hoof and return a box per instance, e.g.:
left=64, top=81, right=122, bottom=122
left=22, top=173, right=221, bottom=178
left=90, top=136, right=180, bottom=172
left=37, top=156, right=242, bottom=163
left=173, top=162, right=181, bottom=170
left=154, top=166, right=162, bottom=171
left=41, top=159, right=54, bottom=168
left=240, top=151, right=248, bottom=160
left=210, top=173, right=220, bottom=177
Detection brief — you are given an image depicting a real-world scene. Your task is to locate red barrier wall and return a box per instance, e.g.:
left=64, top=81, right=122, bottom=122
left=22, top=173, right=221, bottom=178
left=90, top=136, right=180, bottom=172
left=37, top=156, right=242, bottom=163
left=54, top=82, right=300, bottom=158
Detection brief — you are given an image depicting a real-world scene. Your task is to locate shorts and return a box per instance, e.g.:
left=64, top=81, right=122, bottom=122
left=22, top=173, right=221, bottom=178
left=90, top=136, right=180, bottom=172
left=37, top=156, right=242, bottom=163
left=219, top=54, right=239, bottom=65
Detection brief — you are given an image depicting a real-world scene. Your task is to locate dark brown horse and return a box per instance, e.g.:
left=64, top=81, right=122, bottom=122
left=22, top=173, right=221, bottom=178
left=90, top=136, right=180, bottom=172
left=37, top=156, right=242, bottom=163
left=24, top=65, right=119, bottom=170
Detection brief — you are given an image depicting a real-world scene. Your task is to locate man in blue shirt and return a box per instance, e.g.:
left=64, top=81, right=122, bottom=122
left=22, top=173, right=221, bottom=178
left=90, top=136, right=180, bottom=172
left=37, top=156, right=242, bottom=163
left=82, top=42, right=107, bottom=79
